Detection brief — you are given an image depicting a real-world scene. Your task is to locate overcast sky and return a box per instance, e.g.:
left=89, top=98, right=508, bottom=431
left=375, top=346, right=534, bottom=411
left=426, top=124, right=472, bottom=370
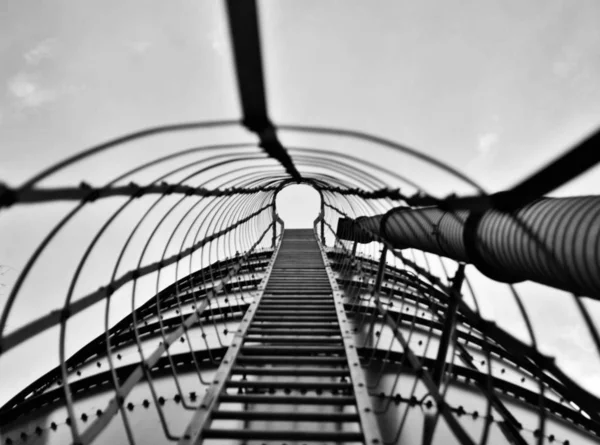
left=1, top=0, right=600, bottom=406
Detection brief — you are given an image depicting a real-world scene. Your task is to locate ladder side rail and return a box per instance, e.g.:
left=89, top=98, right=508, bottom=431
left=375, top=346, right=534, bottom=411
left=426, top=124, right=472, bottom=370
left=177, top=236, right=283, bottom=444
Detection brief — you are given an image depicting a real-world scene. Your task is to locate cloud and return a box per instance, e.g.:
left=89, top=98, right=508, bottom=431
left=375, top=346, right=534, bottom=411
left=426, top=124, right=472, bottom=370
left=465, top=127, right=501, bottom=176
left=477, top=132, right=498, bottom=154
left=23, top=38, right=56, bottom=65
left=4, top=39, right=62, bottom=114
left=6, top=72, right=84, bottom=115
left=128, top=41, right=152, bottom=54
left=7, top=73, right=58, bottom=110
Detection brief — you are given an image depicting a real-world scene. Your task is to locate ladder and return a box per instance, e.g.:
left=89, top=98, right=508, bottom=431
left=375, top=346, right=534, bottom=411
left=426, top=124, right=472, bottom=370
left=180, top=229, right=382, bottom=444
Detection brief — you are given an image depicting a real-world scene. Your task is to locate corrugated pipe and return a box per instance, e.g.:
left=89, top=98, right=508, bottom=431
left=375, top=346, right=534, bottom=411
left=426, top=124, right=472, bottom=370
left=336, top=196, right=600, bottom=297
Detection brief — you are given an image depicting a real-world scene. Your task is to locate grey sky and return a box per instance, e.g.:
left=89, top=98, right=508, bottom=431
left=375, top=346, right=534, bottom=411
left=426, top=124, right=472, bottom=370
left=1, top=0, right=600, bottom=407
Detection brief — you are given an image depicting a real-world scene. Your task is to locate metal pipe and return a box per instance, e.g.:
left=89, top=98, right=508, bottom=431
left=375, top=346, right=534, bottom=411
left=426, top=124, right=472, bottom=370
left=317, top=188, right=326, bottom=245
left=432, top=264, right=465, bottom=387
left=271, top=202, right=277, bottom=248
left=351, top=240, right=358, bottom=258
left=336, top=196, right=600, bottom=298
left=321, top=199, right=326, bottom=244
left=373, top=246, right=388, bottom=296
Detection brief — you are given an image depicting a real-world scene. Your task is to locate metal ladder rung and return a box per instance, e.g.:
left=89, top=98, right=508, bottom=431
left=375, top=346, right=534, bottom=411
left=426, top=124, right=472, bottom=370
left=269, top=274, right=329, bottom=276
left=269, top=270, right=328, bottom=272
left=203, top=428, right=364, bottom=442
left=267, top=281, right=330, bottom=284
left=247, top=329, right=341, bottom=335
left=231, top=366, right=349, bottom=376
left=265, top=291, right=332, bottom=294
left=266, top=283, right=331, bottom=286
left=253, top=314, right=338, bottom=319
left=254, top=311, right=337, bottom=323
left=256, top=304, right=335, bottom=310
left=267, top=275, right=329, bottom=277
left=261, top=295, right=333, bottom=299
left=266, top=284, right=331, bottom=287
left=261, top=295, right=334, bottom=305
left=241, top=345, right=345, bottom=354
left=268, top=283, right=331, bottom=286
left=236, top=356, right=348, bottom=365
left=219, top=394, right=356, bottom=405
left=266, top=283, right=331, bottom=293
left=225, top=380, right=353, bottom=390
left=260, top=298, right=334, bottom=303
left=244, top=336, right=343, bottom=343
left=248, top=322, right=338, bottom=329
left=267, top=290, right=332, bottom=294
left=256, top=307, right=335, bottom=311
left=254, top=310, right=337, bottom=315
left=268, top=271, right=328, bottom=273
left=258, top=301, right=334, bottom=305
left=211, top=409, right=359, bottom=422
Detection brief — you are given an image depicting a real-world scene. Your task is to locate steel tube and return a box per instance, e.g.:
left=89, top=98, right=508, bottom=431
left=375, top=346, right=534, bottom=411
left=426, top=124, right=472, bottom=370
left=337, top=196, right=600, bottom=297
